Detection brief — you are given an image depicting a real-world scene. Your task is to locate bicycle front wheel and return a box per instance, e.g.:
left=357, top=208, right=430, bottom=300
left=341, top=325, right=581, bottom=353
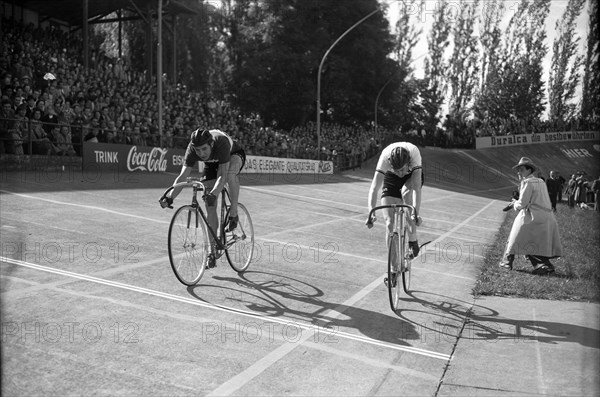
left=387, top=232, right=402, bottom=311
left=223, top=203, right=254, bottom=272
left=168, top=205, right=209, bottom=286
left=401, top=213, right=412, bottom=293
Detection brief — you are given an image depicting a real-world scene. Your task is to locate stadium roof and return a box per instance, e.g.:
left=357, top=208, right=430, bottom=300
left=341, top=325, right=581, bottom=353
left=16, top=0, right=199, bottom=27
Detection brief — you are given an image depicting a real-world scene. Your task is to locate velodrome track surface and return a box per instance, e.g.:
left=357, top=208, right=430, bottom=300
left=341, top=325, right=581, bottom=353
left=0, top=143, right=595, bottom=395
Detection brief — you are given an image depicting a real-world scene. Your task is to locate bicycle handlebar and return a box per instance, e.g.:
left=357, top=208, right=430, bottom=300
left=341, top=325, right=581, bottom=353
left=160, top=177, right=207, bottom=199
left=367, top=204, right=418, bottom=225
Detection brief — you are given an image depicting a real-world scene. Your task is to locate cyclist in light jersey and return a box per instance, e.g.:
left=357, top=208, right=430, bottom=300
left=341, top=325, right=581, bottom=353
left=366, top=141, right=423, bottom=257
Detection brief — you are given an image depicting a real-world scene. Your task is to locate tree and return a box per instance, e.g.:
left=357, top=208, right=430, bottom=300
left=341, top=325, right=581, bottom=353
left=393, top=0, right=423, bottom=70
left=227, top=0, right=398, bottom=130
left=447, top=0, right=480, bottom=119
left=474, top=0, right=505, bottom=120
left=423, top=0, right=452, bottom=130
left=477, top=0, right=550, bottom=122
left=548, top=0, right=587, bottom=121
left=581, top=0, right=599, bottom=123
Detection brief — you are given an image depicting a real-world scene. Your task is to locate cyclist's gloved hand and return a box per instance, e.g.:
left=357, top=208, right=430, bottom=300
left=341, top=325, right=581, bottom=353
left=366, top=215, right=376, bottom=229
left=203, top=193, right=217, bottom=207
left=159, top=196, right=173, bottom=209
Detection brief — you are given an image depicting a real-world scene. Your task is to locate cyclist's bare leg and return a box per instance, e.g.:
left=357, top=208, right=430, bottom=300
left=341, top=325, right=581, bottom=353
left=203, top=180, right=218, bottom=253
left=401, top=183, right=418, bottom=242
left=226, top=154, right=243, bottom=219
left=381, top=195, right=403, bottom=248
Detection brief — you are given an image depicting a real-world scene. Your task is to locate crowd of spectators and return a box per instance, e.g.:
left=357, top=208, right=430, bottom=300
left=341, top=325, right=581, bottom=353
left=0, top=17, right=382, bottom=169
left=1, top=16, right=597, bottom=167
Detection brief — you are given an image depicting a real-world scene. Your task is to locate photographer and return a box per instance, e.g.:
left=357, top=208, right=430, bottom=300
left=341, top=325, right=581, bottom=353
left=499, top=157, right=563, bottom=275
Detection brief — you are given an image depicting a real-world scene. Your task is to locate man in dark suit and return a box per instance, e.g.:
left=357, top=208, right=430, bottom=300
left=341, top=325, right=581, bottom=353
left=546, top=170, right=561, bottom=211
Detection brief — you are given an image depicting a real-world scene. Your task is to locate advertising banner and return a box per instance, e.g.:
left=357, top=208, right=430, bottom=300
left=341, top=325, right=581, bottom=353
left=82, top=143, right=334, bottom=175
left=241, top=155, right=333, bottom=175
left=475, top=131, right=600, bottom=149
left=82, top=142, right=185, bottom=173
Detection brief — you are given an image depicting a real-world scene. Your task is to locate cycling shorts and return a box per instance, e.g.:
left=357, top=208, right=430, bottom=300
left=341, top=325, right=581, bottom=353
left=381, top=170, right=424, bottom=199
left=203, top=149, right=246, bottom=181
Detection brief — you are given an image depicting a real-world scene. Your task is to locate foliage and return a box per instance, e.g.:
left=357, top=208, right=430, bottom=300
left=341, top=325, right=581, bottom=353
left=548, top=0, right=587, bottom=121
left=447, top=0, right=480, bottom=120
left=476, top=0, right=550, bottom=122
left=223, top=0, right=401, bottom=130
left=393, top=0, right=423, bottom=70
left=581, top=0, right=600, bottom=122
left=86, top=0, right=596, bottom=133
left=423, top=0, right=452, bottom=130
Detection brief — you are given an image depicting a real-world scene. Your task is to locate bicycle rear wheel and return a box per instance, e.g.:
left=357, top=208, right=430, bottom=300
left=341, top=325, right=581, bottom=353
left=223, top=203, right=254, bottom=272
left=400, top=213, right=412, bottom=293
left=168, top=205, right=209, bottom=286
left=387, top=232, right=402, bottom=311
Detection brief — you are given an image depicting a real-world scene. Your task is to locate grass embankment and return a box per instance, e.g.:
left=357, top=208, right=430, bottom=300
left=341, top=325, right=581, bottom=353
left=474, top=203, right=600, bottom=302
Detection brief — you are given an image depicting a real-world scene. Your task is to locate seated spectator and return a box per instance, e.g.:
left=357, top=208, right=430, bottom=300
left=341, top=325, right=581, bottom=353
left=13, top=103, right=29, bottom=154
left=30, top=109, right=59, bottom=155
left=57, top=124, right=75, bottom=154
left=0, top=98, right=16, bottom=153
left=84, top=126, right=100, bottom=143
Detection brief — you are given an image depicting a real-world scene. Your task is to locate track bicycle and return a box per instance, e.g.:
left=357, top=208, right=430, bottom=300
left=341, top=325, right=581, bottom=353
left=367, top=204, right=418, bottom=311
left=160, top=177, right=254, bottom=286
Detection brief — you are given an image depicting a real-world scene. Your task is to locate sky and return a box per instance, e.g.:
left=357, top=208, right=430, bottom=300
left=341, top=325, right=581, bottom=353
left=383, top=0, right=592, bottom=117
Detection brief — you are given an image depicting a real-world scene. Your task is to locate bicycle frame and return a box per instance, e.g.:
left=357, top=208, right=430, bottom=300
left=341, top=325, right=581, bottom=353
left=162, top=177, right=231, bottom=252
left=368, top=203, right=417, bottom=235
left=368, top=203, right=418, bottom=309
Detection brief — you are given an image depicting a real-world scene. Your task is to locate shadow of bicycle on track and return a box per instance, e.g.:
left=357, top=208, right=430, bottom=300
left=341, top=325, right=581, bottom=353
left=397, top=290, right=600, bottom=349
left=186, top=270, right=423, bottom=348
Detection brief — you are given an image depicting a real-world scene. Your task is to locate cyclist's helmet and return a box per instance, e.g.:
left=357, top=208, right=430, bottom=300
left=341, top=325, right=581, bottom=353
left=389, top=146, right=410, bottom=170
left=190, top=128, right=213, bottom=147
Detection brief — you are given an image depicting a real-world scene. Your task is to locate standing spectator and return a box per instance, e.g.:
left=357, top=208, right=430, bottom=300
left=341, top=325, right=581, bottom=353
left=556, top=172, right=566, bottom=202
left=565, top=174, right=577, bottom=209
left=545, top=171, right=561, bottom=211
left=499, top=157, right=562, bottom=275
left=592, top=176, right=600, bottom=212
left=574, top=172, right=589, bottom=207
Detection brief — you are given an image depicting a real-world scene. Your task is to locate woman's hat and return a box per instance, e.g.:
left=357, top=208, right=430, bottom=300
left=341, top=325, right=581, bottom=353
left=512, top=157, right=537, bottom=171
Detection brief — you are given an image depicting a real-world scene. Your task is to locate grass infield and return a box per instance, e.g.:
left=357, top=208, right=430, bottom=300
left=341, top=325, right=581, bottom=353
left=474, top=202, right=600, bottom=302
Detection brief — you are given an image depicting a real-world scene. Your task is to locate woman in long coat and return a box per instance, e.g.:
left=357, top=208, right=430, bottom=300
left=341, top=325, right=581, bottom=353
left=499, top=157, right=563, bottom=275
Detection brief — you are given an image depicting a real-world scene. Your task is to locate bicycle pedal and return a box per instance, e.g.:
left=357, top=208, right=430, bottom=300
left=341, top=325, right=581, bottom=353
left=384, top=274, right=397, bottom=287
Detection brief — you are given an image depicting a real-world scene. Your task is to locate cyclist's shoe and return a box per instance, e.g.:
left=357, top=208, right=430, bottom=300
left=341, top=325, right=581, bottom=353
left=384, top=272, right=397, bottom=288
left=227, top=215, right=239, bottom=231
left=205, top=253, right=217, bottom=269
left=408, top=241, right=420, bottom=259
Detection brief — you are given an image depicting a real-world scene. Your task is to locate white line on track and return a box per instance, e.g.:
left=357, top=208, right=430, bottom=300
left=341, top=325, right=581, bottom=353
left=532, top=308, right=548, bottom=394
left=0, top=189, right=169, bottom=225
left=244, top=186, right=365, bottom=209
left=1, top=216, right=90, bottom=235
left=206, top=200, right=494, bottom=395
left=1, top=256, right=451, bottom=364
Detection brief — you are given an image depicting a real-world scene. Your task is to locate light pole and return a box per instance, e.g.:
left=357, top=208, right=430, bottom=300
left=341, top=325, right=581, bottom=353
left=316, top=8, right=380, bottom=159
left=374, top=73, right=398, bottom=140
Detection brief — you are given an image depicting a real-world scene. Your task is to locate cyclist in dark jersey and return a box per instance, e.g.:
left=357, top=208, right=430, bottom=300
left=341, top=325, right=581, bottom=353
left=161, top=128, right=246, bottom=268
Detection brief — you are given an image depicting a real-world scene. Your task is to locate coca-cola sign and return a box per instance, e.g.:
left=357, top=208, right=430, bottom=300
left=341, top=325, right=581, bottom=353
left=83, top=142, right=185, bottom=174
left=127, top=146, right=168, bottom=172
